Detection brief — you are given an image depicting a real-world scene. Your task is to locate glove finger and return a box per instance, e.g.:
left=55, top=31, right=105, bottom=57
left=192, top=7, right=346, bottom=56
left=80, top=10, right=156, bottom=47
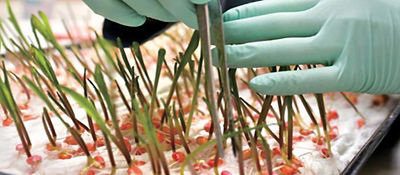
left=121, top=0, right=177, bottom=22
left=213, top=37, right=339, bottom=68
left=158, top=0, right=198, bottom=29
left=83, top=0, right=146, bottom=27
left=191, top=0, right=210, bottom=4
left=224, top=11, right=322, bottom=44
left=249, top=66, right=341, bottom=95
left=224, top=0, right=319, bottom=22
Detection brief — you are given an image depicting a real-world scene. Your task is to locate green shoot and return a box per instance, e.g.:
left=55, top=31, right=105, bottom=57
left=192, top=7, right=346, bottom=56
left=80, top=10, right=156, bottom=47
left=340, top=92, right=366, bottom=119
left=0, top=65, right=31, bottom=157
left=149, top=49, right=165, bottom=118
left=61, top=86, right=132, bottom=164
left=5, top=0, right=29, bottom=46
left=93, top=65, right=131, bottom=164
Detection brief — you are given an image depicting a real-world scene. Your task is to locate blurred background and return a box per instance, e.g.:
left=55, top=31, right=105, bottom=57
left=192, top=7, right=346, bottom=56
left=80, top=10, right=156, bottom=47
left=0, top=0, right=102, bottom=23
left=0, top=0, right=103, bottom=53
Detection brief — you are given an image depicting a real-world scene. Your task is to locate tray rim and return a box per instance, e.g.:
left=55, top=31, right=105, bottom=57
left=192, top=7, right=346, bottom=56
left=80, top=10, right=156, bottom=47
left=341, top=100, right=400, bottom=175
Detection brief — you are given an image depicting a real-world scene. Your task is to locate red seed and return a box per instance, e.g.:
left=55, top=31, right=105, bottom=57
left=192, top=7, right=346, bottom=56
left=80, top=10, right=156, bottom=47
left=221, top=170, right=232, bottom=175
left=96, top=138, right=105, bottom=147
left=343, top=92, right=358, bottom=104
left=280, top=165, right=297, bottom=175
left=274, top=162, right=285, bottom=167
left=157, top=132, right=165, bottom=143
left=312, top=137, right=318, bottom=143
left=93, top=124, right=100, bottom=131
left=256, top=142, right=264, bottom=150
left=64, top=136, right=79, bottom=145
left=312, top=136, right=325, bottom=145
left=133, top=160, right=146, bottom=166
left=357, top=118, right=365, bottom=129
left=15, top=144, right=25, bottom=153
left=196, top=136, right=208, bottom=145
left=172, top=152, right=186, bottom=163
left=87, top=143, right=97, bottom=152
left=182, top=104, right=191, bottom=114
left=329, top=130, right=338, bottom=140
left=152, top=117, right=161, bottom=128
left=46, top=142, right=61, bottom=151
left=120, top=122, right=133, bottom=130
left=193, top=161, right=208, bottom=171
left=253, top=114, right=260, bottom=120
left=327, top=110, right=339, bottom=121
left=133, top=146, right=147, bottom=155
left=93, top=155, right=106, bottom=169
left=243, top=149, right=252, bottom=160
left=321, top=147, right=331, bottom=158
left=23, top=114, right=35, bottom=121
left=166, top=138, right=183, bottom=146
left=73, top=125, right=85, bottom=133
left=207, top=158, right=223, bottom=167
left=272, top=147, right=281, bottom=156
left=2, top=118, right=13, bottom=126
left=293, top=135, right=303, bottom=142
left=193, top=163, right=201, bottom=171
left=372, top=95, right=389, bottom=106
left=123, top=138, right=132, bottom=152
left=26, top=155, right=42, bottom=166
left=77, top=143, right=97, bottom=153
left=204, top=121, right=212, bottom=133
left=188, top=138, right=195, bottom=144
left=58, top=153, right=73, bottom=159
left=106, top=120, right=115, bottom=126
left=161, top=126, right=178, bottom=134
left=127, top=166, right=142, bottom=175
left=291, top=157, right=303, bottom=167
left=175, top=138, right=183, bottom=145
left=267, top=113, right=275, bottom=118
left=18, top=103, right=29, bottom=110
left=86, top=168, right=96, bottom=175
left=262, top=172, right=279, bottom=175
left=260, top=150, right=267, bottom=159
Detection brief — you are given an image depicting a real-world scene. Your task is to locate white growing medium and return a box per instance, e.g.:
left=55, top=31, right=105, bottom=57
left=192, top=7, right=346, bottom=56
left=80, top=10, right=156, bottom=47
left=0, top=82, right=396, bottom=175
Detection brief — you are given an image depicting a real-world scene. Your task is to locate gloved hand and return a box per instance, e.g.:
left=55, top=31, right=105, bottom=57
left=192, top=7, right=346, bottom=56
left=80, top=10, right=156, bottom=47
left=83, top=0, right=209, bottom=29
left=214, top=0, right=400, bottom=95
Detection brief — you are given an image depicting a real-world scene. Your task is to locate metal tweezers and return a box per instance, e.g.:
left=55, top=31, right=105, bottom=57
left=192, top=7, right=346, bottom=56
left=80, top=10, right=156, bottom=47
left=196, top=1, right=234, bottom=159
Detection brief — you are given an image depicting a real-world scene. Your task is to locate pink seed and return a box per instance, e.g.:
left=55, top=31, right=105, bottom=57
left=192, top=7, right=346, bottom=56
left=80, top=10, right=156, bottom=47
left=26, top=155, right=42, bottom=166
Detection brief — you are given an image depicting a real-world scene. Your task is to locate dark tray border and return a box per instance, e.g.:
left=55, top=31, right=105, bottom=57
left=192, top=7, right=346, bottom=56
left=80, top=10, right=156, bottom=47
left=341, top=101, right=400, bottom=175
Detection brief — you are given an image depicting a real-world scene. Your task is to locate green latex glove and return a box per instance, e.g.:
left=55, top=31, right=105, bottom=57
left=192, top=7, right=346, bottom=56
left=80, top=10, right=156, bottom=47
left=83, top=0, right=209, bottom=28
left=214, top=0, right=400, bottom=95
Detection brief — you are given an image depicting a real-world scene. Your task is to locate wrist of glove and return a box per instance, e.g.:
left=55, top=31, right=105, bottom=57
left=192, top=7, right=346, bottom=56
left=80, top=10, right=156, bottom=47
left=212, top=0, right=400, bottom=95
